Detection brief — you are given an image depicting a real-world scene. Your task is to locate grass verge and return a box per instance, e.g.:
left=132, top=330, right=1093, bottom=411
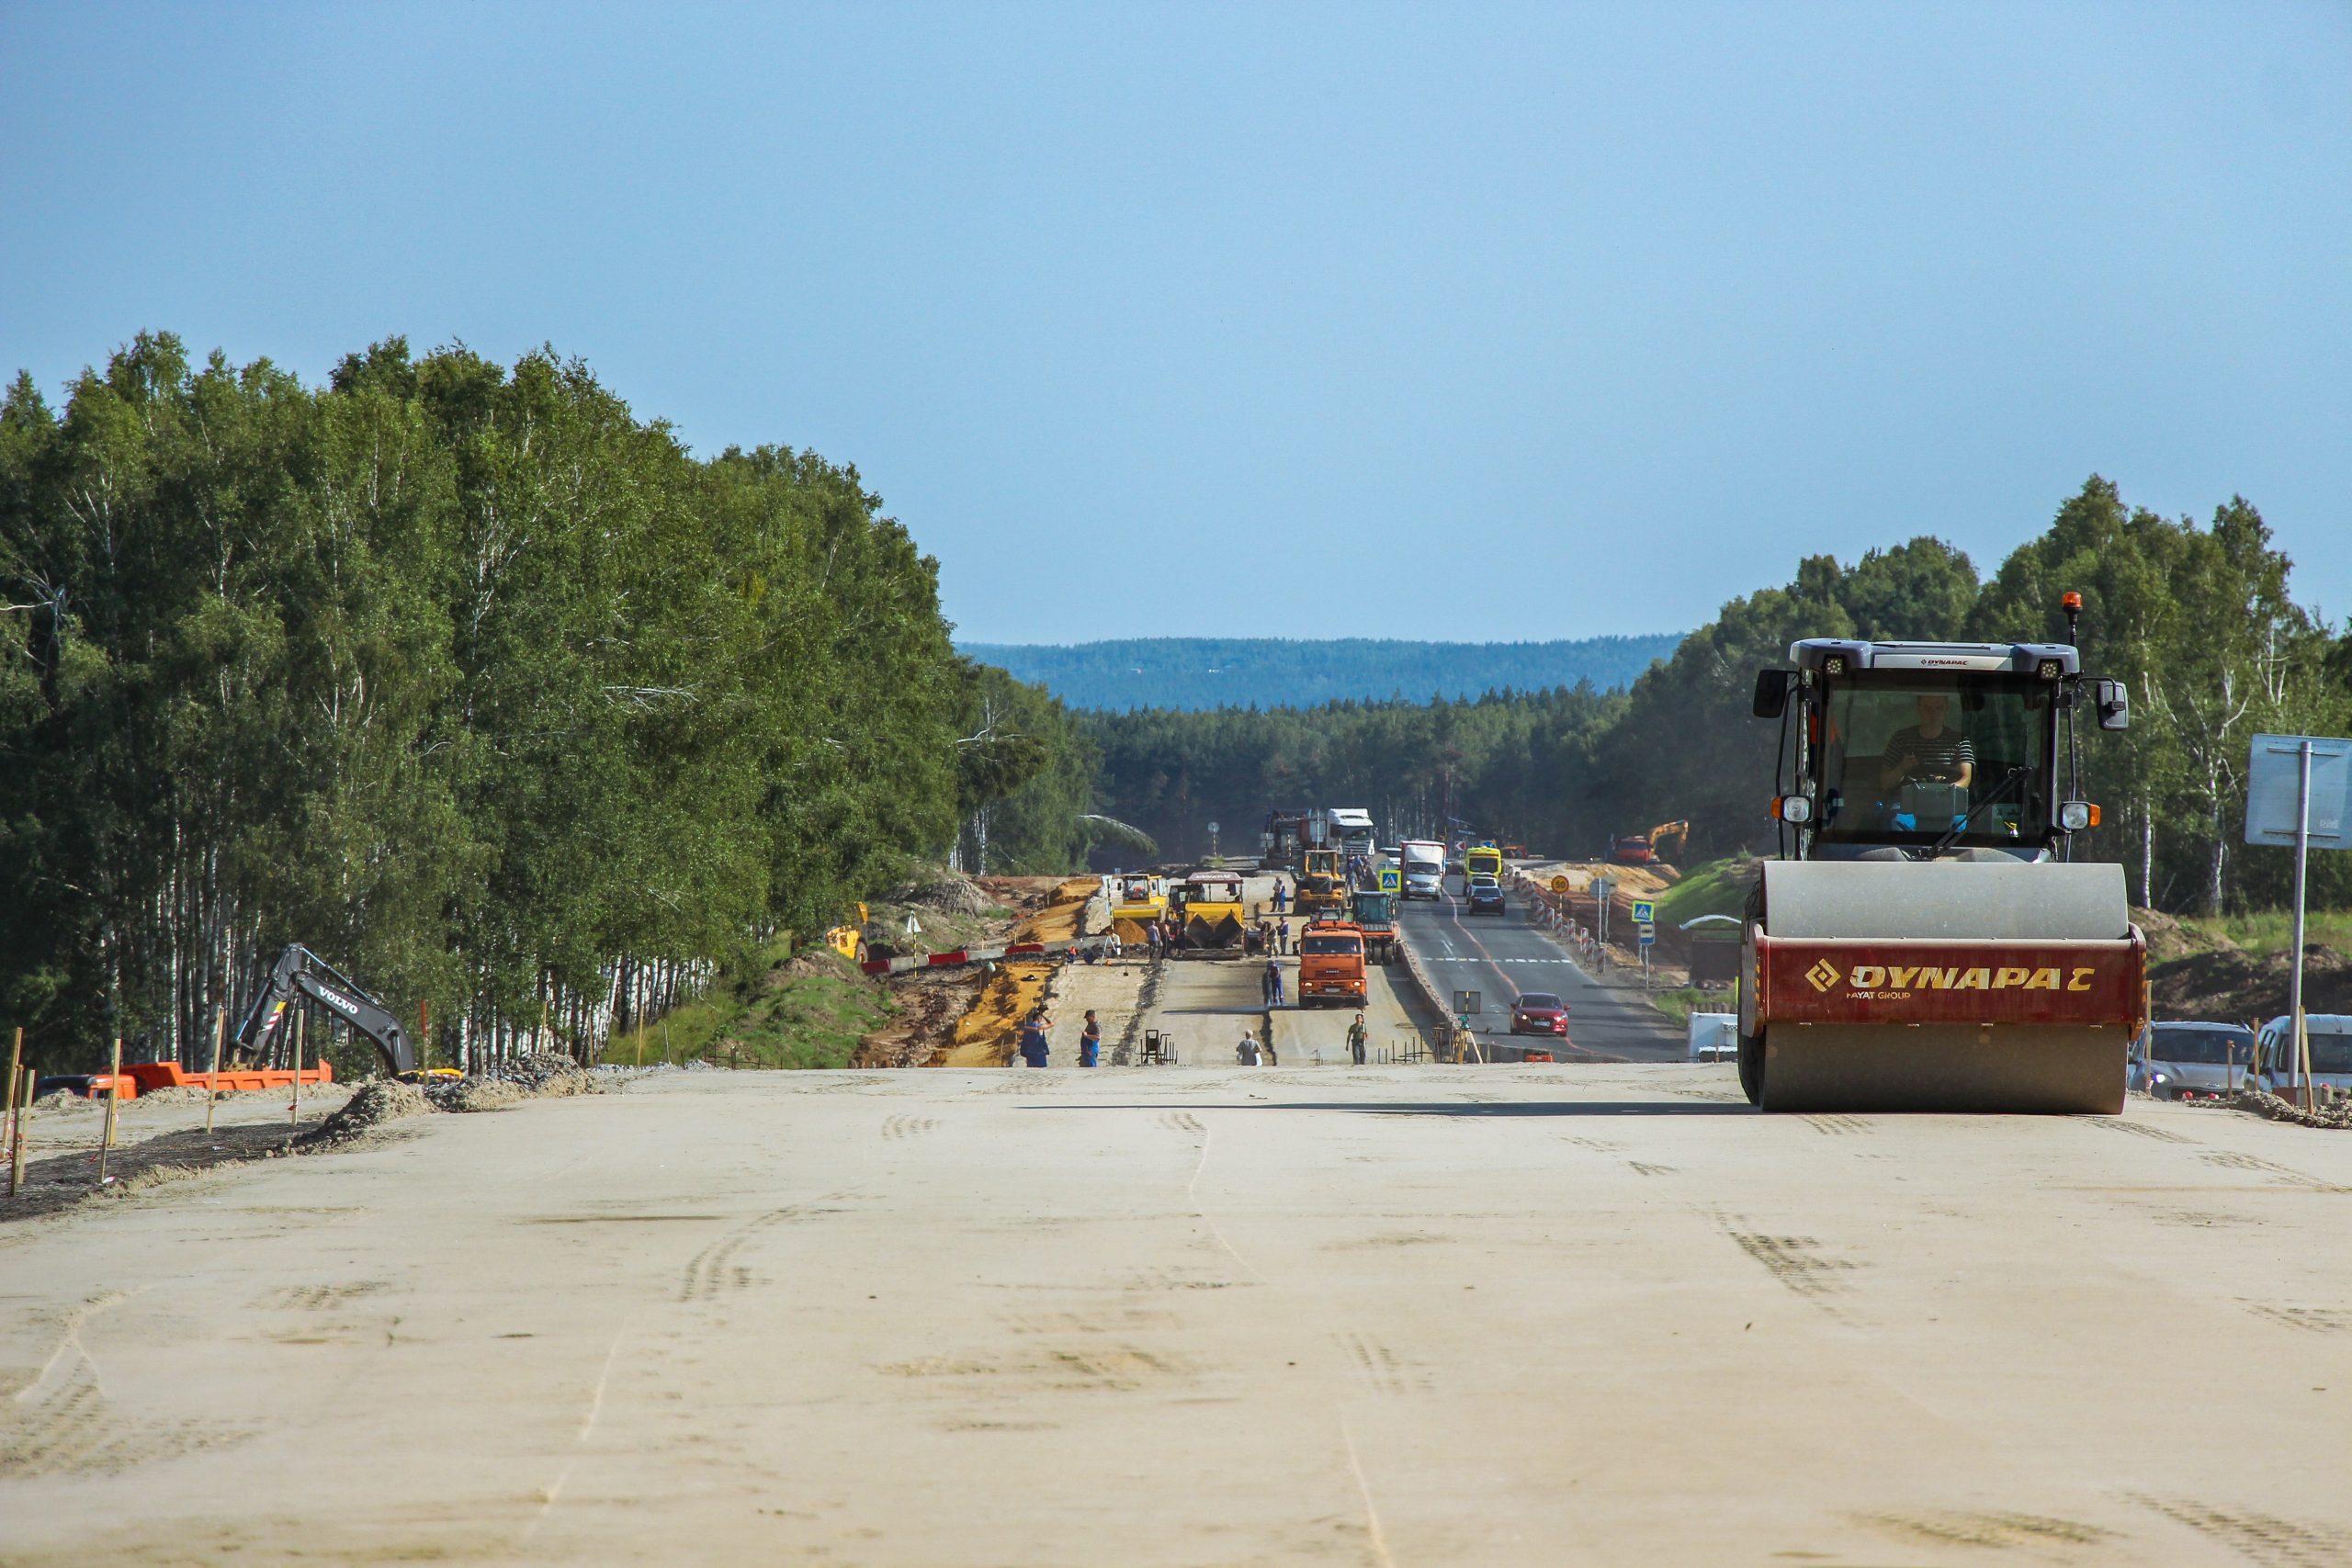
left=628, top=938, right=898, bottom=1070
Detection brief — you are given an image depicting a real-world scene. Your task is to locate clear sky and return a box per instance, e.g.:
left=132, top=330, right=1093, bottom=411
left=4, top=3, right=2347, bottom=644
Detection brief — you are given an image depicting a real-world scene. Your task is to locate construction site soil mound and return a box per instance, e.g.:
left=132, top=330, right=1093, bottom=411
left=2152, top=942, right=2352, bottom=1020
left=783, top=944, right=863, bottom=979
left=855, top=968, right=986, bottom=1068
left=421, top=1053, right=597, bottom=1112
left=2228, top=1086, right=2352, bottom=1129
left=130, top=1085, right=219, bottom=1106
left=303, top=1080, right=434, bottom=1144
left=890, top=869, right=997, bottom=916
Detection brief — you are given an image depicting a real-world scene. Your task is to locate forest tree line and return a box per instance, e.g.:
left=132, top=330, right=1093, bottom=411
left=1085, top=478, right=2352, bottom=917
left=963, top=633, right=1683, bottom=711
left=0, top=334, right=1095, bottom=1071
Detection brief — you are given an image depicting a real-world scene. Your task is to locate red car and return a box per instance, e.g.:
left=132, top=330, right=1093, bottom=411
left=1510, top=992, right=1569, bottom=1038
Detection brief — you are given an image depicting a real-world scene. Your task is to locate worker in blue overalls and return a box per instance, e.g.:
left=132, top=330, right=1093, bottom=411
left=1017, top=1007, right=1051, bottom=1067
left=1080, top=1010, right=1102, bottom=1067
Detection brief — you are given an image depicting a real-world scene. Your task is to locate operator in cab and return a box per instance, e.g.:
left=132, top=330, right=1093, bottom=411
left=1878, top=694, right=1974, bottom=792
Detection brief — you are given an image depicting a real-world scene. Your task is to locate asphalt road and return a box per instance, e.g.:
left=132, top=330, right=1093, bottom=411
left=1396, top=884, right=1686, bottom=1061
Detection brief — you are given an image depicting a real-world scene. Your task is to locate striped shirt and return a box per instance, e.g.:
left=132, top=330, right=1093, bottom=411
left=1882, top=726, right=1974, bottom=783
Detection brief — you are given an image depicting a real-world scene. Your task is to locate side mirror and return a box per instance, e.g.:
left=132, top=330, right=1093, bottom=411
left=1752, top=669, right=1794, bottom=719
left=2094, top=678, right=2129, bottom=731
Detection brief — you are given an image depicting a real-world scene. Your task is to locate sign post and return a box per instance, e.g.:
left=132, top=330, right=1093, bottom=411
left=2245, top=733, right=2352, bottom=1108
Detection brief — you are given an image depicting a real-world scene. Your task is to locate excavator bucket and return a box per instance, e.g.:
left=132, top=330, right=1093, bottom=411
left=1740, top=861, right=2143, bottom=1114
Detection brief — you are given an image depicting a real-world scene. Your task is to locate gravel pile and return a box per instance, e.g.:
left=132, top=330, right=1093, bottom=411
left=2230, top=1087, right=2352, bottom=1130
left=420, top=1053, right=598, bottom=1113
left=304, top=1080, right=433, bottom=1145
left=893, top=871, right=995, bottom=916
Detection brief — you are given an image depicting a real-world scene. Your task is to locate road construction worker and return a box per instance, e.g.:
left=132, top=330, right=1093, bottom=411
left=1080, top=1010, right=1102, bottom=1068
left=1017, top=1010, right=1050, bottom=1067
left=1237, top=1030, right=1262, bottom=1066
left=1263, top=959, right=1285, bottom=1008
left=1272, top=880, right=1289, bottom=915
left=1348, top=1012, right=1369, bottom=1066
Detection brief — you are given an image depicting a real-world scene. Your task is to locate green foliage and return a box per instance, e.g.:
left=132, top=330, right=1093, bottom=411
left=0, top=333, right=1084, bottom=1071
left=964, top=635, right=1683, bottom=711
left=634, top=941, right=895, bottom=1071
left=951, top=660, right=1099, bottom=874
left=1085, top=684, right=1625, bottom=863
left=1651, top=857, right=1755, bottom=930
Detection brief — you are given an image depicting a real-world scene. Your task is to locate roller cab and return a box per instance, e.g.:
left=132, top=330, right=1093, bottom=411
left=1743, top=626, right=2138, bottom=1112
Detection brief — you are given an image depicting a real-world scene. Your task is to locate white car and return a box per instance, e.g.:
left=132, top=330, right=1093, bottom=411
left=1687, top=1012, right=1738, bottom=1063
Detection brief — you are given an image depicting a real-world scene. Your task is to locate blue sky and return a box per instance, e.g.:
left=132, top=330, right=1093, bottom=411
left=4, top=3, right=2347, bottom=643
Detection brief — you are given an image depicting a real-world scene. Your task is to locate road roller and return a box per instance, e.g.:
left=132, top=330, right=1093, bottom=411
left=1740, top=614, right=2145, bottom=1112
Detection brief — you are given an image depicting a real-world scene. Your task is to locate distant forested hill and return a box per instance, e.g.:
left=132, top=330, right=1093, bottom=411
left=959, top=635, right=1684, bottom=711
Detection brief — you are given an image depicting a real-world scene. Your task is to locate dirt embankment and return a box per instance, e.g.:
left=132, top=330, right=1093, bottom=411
left=2151, top=942, right=2352, bottom=1021
left=854, top=969, right=987, bottom=1068
left=922, top=877, right=1103, bottom=1067
left=852, top=874, right=1101, bottom=1068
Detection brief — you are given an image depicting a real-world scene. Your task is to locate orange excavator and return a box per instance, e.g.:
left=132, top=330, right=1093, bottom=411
left=1611, top=820, right=1690, bottom=866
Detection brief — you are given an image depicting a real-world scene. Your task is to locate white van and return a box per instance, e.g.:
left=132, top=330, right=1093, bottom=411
left=1398, top=840, right=1446, bottom=900
left=1688, top=1012, right=1739, bottom=1063
left=2256, top=1014, right=2352, bottom=1098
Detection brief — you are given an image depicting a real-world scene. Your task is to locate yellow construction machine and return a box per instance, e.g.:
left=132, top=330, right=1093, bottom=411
left=1110, top=874, right=1169, bottom=943
left=1168, top=869, right=1248, bottom=955
left=1297, top=849, right=1348, bottom=918
left=822, top=903, right=899, bottom=965
left=1741, top=605, right=2143, bottom=1112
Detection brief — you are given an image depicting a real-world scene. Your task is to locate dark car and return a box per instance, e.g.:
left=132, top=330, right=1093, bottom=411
left=1510, top=992, right=1568, bottom=1037
left=1465, top=875, right=1506, bottom=916
left=2131, top=1021, right=2255, bottom=1100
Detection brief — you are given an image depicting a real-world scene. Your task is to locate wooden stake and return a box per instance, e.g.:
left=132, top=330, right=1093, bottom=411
left=8, top=1066, right=28, bottom=1199
left=289, top=1005, right=305, bottom=1142
left=2296, top=1005, right=2313, bottom=1112
left=96, top=1037, right=122, bottom=1184
left=2, top=1026, right=19, bottom=1165
left=206, top=1009, right=224, bottom=1138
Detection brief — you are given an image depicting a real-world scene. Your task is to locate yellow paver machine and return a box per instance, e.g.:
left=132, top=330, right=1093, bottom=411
left=1168, top=869, right=1248, bottom=956
left=1742, top=599, right=2145, bottom=1112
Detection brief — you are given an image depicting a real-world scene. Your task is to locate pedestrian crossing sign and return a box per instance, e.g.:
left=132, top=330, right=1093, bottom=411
left=1379, top=867, right=1400, bottom=893
left=1630, top=899, right=1656, bottom=924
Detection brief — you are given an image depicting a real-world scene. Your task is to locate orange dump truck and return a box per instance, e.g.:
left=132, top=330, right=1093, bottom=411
left=1295, top=920, right=1368, bottom=1009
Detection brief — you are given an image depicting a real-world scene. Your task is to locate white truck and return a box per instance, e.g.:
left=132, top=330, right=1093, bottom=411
left=1329, top=808, right=1376, bottom=871
left=1398, top=840, right=1446, bottom=900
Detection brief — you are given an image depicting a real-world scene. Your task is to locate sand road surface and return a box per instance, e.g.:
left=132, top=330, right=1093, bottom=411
left=4, top=1066, right=2350, bottom=1566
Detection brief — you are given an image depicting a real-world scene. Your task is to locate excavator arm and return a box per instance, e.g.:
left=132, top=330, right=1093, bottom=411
left=234, top=945, right=417, bottom=1076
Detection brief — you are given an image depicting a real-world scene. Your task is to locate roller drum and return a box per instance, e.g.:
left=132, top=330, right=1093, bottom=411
left=1744, top=860, right=2142, bottom=1114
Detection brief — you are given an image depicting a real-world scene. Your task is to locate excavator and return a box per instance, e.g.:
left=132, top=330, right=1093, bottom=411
left=235, top=945, right=417, bottom=1076
left=1740, top=595, right=2142, bottom=1112
left=1610, top=821, right=1690, bottom=865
